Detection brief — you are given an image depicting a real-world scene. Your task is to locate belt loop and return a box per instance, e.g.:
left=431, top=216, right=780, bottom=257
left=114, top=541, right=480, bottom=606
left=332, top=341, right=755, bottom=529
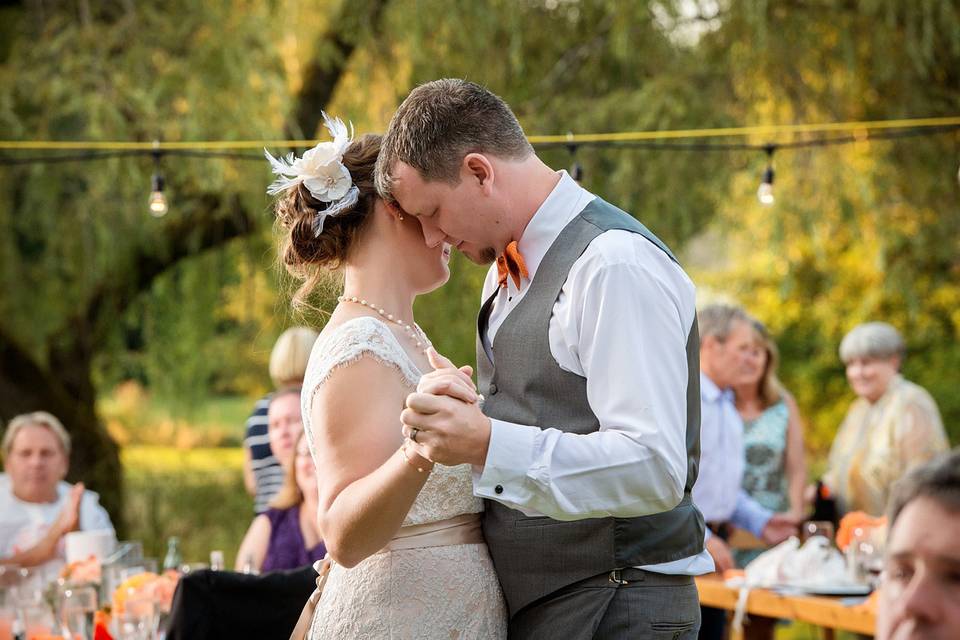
left=608, top=569, right=629, bottom=585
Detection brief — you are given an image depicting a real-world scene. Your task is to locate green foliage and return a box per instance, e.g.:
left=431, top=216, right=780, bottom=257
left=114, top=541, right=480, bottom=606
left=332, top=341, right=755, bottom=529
left=0, top=0, right=290, bottom=365
left=689, top=0, right=960, bottom=452
left=122, top=446, right=249, bottom=568
left=100, top=382, right=251, bottom=447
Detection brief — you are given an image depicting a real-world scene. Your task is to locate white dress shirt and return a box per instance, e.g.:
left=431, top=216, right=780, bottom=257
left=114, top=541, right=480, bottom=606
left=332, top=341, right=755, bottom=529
left=474, top=171, right=713, bottom=575
left=0, top=473, right=116, bottom=582
left=693, top=374, right=773, bottom=538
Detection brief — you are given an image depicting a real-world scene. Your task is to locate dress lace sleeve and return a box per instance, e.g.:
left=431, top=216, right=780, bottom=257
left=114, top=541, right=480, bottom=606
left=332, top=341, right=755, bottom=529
left=300, top=317, right=421, bottom=454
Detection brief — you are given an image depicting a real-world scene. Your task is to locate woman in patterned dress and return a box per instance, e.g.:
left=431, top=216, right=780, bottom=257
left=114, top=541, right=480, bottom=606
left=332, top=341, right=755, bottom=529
left=732, top=319, right=807, bottom=567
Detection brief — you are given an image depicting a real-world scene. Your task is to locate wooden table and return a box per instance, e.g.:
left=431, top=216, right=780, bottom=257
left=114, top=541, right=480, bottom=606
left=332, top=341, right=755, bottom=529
left=696, top=577, right=876, bottom=637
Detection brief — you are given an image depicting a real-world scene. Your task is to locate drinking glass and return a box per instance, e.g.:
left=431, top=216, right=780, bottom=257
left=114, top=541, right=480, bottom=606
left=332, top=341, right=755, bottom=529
left=116, top=595, right=159, bottom=640
left=60, top=585, right=98, bottom=640
left=802, top=520, right=835, bottom=543
left=19, top=601, right=55, bottom=640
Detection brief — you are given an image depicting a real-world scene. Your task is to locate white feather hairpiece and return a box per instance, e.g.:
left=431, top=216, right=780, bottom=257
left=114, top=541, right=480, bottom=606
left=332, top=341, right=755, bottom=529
left=265, top=112, right=359, bottom=236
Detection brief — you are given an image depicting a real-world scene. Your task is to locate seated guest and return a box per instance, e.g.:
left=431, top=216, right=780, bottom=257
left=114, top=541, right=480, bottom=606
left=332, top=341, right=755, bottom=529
left=733, top=318, right=807, bottom=568
left=236, top=432, right=325, bottom=573
left=694, top=304, right=798, bottom=640
left=266, top=387, right=304, bottom=471
left=0, top=412, right=115, bottom=581
left=824, top=322, right=948, bottom=517
left=243, top=326, right=318, bottom=514
left=877, top=448, right=960, bottom=640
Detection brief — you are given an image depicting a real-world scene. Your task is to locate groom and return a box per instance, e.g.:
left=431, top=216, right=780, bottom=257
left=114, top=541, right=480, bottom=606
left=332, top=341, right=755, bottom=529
left=378, top=79, right=710, bottom=639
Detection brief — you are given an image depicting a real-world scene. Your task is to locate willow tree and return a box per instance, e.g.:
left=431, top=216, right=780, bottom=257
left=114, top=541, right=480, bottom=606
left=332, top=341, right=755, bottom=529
left=0, top=0, right=389, bottom=519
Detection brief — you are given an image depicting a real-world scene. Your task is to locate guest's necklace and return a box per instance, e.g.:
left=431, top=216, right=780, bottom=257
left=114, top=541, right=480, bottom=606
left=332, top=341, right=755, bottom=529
left=337, top=295, right=433, bottom=353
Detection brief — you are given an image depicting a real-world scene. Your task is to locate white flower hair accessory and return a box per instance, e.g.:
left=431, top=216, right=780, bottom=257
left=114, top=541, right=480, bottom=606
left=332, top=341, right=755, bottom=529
left=264, top=112, right=360, bottom=236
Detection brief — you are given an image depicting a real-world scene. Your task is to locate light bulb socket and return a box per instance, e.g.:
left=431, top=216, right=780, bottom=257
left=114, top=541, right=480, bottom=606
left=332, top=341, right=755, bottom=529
left=570, top=161, right=584, bottom=182
left=761, top=166, right=774, bottom=186
left=151, top=172, right=165, bottom=193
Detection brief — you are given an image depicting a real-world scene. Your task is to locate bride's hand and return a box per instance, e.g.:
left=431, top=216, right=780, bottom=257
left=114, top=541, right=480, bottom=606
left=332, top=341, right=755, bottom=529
left=416, top=349, right=478, bottom=404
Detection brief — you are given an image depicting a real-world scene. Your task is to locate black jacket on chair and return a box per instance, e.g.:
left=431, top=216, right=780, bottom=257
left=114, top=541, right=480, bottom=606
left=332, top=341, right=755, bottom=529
left=165, top=566, right=316, bottom=640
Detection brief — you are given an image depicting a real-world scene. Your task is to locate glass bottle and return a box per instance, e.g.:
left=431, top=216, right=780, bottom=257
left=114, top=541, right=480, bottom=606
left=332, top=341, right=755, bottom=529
left=163, top=537, right=182, bottom=573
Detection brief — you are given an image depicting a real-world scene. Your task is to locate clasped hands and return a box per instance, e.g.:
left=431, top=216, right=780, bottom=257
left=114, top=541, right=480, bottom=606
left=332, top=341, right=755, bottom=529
left=400, top=348, right=491, bottom=468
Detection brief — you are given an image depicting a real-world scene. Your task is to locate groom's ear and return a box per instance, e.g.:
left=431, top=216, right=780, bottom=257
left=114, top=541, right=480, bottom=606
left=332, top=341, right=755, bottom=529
left=463, top=153, right=494, bottom=193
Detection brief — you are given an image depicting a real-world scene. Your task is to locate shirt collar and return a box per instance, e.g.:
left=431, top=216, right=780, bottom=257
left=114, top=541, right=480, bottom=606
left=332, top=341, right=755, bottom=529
left=515, top=170, right=595, bottom=282
left=700, top=372, right=734, bottom=403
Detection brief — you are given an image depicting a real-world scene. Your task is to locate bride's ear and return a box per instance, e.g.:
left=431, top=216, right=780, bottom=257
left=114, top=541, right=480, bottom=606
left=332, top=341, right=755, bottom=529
left=463, top=153, right=494, bottom=194
left=378, top=198, right=407, bottom=224
left=383, top=199, right=406, bottom=221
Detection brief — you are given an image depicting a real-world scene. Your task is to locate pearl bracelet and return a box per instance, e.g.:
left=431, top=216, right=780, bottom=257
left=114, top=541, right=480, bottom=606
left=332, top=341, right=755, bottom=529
left=399, top=443, right=430, bottom=473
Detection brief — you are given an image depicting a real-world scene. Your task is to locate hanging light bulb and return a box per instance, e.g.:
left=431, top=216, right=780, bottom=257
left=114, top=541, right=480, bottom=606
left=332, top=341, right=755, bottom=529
left=757, top=144, right=776, bottom=206
left=757, top=166, right=775, bottom=205
left=148, top=141, right=168, bottom=217
left=148, top=172, right=168, bottom=217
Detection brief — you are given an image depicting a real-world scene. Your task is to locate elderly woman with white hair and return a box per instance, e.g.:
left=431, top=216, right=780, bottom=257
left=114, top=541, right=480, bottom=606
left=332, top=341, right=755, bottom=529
left=823, top=322, right=948, bottom=517
left=0, top=411, right=115, bottom=581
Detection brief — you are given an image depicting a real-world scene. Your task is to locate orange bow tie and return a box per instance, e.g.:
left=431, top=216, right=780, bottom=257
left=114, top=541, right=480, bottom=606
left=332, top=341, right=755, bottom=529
left=496, top=241, right=529, bottom=289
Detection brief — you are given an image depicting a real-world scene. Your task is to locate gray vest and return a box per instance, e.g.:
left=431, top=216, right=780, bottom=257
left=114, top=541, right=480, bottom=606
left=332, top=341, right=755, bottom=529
left=477, top=198, right=705, bottom=617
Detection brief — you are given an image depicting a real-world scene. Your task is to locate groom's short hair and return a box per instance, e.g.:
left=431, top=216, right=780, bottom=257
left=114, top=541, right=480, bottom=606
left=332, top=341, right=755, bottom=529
left=375, top=79, right=534, bottom=200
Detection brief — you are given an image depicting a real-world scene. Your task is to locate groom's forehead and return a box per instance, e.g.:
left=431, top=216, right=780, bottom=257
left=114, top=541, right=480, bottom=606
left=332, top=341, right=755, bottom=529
left=392, top=163, right=435, bottom=214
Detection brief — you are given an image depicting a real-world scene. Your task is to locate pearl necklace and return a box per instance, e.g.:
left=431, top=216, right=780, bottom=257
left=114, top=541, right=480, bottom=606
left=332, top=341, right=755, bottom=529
left=337, top=295, right=433, bottom=352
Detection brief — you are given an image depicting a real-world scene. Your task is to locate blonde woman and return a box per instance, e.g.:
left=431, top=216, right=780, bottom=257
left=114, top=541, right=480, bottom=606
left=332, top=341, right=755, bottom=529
left=236, top=432, right=325, bottom=573
left=732, top=320, right=807, bottom=568
left=243, top=327, right=319, bottom=514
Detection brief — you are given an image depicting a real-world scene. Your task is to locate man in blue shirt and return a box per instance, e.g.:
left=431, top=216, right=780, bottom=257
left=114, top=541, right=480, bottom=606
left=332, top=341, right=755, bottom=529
left=694, top=304, right=798, bottom=639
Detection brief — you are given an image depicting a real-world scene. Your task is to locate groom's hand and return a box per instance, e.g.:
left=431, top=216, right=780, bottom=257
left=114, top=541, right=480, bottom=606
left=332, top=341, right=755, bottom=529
left=401, top=349, right=491, bottom=467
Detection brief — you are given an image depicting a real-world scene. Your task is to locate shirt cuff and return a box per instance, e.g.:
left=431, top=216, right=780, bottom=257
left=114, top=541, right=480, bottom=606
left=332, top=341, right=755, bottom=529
left=731, top=492, right=773, bottom=538
left=473, top=418, right=540, bottom=511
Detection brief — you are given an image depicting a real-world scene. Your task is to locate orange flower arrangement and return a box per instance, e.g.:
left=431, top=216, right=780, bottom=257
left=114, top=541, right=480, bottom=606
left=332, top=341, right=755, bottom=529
left=836, top=511, right=887, bottom=551
left=60, top=554, right=102, bottom=583
left=111, top=570, right=180, bottom=615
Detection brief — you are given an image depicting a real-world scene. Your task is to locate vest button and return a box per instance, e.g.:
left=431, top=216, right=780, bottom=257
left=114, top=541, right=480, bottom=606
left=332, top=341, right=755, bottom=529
left=494, top=485, right=504, bottom=495
left=489, top=383, right=498, bottom=395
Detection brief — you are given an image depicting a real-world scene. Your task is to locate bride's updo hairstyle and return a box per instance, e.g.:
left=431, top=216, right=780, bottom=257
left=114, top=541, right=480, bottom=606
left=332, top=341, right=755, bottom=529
left=274, top=134, right=382, bottom=308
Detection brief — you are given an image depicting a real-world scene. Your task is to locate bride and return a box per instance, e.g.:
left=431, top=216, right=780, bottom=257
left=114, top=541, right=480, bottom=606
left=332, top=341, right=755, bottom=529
left=266, top=115, right=507, bottom=639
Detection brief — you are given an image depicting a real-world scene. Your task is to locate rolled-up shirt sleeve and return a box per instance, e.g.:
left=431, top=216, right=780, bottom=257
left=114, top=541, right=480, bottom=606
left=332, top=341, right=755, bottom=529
left=731, top=490, right=772, bottom=538
left=474, top=245, right=695, bottom=521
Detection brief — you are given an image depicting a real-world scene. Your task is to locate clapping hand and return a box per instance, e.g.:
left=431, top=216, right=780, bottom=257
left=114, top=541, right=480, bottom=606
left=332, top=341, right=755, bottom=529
left=401, top=349, right=491, bottom=467
left=54, top=482, right=84, bottom=537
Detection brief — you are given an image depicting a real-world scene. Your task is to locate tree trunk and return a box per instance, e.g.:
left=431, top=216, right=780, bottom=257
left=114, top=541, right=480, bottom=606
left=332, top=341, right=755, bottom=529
left=0, top=332, right=124, bottom=533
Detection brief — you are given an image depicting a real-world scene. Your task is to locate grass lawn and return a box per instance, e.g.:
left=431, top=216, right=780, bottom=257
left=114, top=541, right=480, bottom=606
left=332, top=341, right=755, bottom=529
left=122, top=446, right=252, bottom=570
left=102, top=383, right=255, bottom=448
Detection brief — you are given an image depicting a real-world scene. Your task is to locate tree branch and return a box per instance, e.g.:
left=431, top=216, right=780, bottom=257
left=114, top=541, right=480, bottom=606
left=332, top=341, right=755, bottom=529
left=290, top=0, right=390, bottom=139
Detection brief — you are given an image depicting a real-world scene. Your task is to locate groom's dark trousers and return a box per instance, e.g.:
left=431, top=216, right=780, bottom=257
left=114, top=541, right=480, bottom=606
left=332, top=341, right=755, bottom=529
left=507, top=567, right=700, bottom=639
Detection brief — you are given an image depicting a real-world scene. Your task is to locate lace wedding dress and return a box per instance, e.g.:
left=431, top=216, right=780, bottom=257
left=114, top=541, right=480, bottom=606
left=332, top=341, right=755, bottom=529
left=300, top=316, right=507, bottom=639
